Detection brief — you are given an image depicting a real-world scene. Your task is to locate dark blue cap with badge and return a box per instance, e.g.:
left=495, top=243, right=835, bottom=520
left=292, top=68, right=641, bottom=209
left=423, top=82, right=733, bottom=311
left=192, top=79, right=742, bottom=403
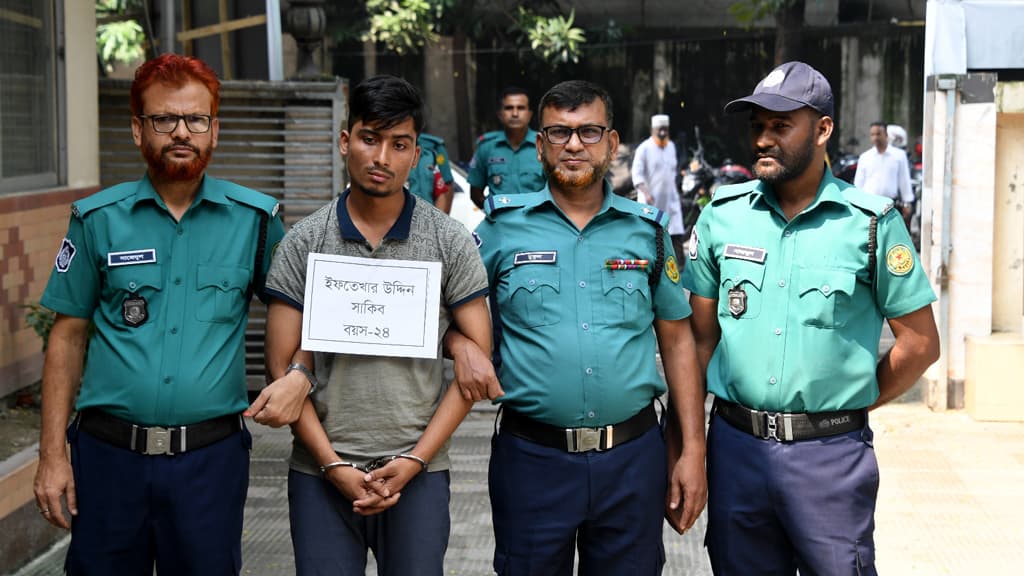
left=724, top=61, right=834, bottom=118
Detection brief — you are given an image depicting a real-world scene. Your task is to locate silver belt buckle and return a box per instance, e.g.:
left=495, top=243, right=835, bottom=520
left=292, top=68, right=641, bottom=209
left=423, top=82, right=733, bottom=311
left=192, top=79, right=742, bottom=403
left=144, top=427, right=171, bottom=455
left=568, top=427, right=603, bottom=453
left=763, top=412, right=781, bottom=442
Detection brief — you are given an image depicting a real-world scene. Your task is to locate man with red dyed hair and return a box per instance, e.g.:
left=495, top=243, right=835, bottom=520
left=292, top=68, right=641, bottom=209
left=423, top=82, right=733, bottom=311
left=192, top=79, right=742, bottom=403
left=32, top=53, right=284, bottom=575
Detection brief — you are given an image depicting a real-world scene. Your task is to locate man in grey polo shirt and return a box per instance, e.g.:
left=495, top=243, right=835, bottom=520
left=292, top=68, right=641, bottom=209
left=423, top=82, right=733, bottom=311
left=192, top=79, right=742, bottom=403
left=251, top=75, right=492, bottom=575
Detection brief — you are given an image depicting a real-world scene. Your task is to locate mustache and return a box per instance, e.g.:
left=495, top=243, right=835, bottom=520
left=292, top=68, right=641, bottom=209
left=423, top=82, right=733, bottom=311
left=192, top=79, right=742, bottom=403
left=162, top=142, right=199, bottom=154
left=755, top=147, right=782, bottom=159
left=368, top=165, right=395, bottom=178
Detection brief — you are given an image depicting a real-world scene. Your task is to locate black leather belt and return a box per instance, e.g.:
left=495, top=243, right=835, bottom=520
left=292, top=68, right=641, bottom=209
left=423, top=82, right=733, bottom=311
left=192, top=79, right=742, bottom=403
left=500, top=403, right=658, bottom=453
left=714, top=399, right=865, bottom=442
left=78, top=409, right=242, bottom=456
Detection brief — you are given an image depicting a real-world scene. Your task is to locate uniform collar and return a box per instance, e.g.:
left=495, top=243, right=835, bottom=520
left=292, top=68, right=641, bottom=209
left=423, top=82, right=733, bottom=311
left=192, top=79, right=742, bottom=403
left=529, top=179, right=617, bottom=216
left=497, top=128, right=538, bottom=150
left=751, top=164, right=846, bottom=216
left=132, top=173, right=229, bottom=210
left=335, top=187, right=416, bottom=241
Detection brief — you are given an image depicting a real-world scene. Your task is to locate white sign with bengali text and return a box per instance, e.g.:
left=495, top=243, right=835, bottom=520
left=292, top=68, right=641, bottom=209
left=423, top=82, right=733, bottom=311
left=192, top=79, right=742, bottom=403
left=301, top=253, right=441, bottom=358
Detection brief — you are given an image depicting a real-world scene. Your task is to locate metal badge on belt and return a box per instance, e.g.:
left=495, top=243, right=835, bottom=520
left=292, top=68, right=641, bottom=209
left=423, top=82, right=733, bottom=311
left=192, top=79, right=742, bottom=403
left=727, top=287, right=747, bottom=318
left=123, top=292, right=148, bottom=327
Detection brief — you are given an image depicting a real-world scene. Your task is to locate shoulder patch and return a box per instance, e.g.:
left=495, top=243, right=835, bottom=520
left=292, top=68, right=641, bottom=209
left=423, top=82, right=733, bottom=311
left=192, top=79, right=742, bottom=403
left=418, top=133, right=444, bottom=146
left=612, top=195, right=668, bottom=226
left=217, top=177, right=280, bottom=217
left=55, top=238, right=76, bottom=272
left=72, top=182, right=137, bottom=219
left=886, top=244, right=914, bottom=276
left=665, top=255, right=680, bottom=283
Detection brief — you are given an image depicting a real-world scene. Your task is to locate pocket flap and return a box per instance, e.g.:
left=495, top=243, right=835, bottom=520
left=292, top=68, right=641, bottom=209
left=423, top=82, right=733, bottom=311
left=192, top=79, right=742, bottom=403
left=797, top=267, right=856, bottom=298
left=508, top=265, right=559, bottom=294
left=721, top=259, right=766, bottom=291
left=197, top=265, right=250, bottom=292
left=601, top=268, right=649, bottom=297
left=108, top=265, right=163, bottom=292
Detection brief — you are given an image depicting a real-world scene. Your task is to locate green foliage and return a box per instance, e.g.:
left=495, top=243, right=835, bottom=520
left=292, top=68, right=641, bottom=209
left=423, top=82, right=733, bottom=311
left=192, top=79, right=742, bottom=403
left=96, top=0, right=147, bottom=73
left=22, top=303, right=95, bottom=367
left=363, top=0, right=452, bottom=54
left=728, top=0, right=797, bottom=25
left=518, top=7, right=586, bottom=65
left=22, top=303, right=57, bottom=352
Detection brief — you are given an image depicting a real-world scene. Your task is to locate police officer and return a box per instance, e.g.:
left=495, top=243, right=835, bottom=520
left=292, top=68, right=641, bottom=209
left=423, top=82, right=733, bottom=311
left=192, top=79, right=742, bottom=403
left=407, top=132, right=456, bottom=213
left=468, top=86, right=546, bottom=208
left=682, top=61, right=940, bottom=575
left=32, top=54, right=284, bottom=575
left=453, top=80, right=707, bottom=575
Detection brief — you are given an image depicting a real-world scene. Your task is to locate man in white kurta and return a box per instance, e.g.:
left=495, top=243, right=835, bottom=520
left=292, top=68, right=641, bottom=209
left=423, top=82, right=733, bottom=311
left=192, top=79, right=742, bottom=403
left=632, top=114, right=686, bottom=260
left=854, top=121, right=914, bottom=219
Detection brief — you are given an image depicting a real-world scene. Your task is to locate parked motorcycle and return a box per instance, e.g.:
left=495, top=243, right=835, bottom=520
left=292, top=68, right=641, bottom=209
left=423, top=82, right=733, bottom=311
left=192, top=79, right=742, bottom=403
left=679, top=127, right=752, bottom=233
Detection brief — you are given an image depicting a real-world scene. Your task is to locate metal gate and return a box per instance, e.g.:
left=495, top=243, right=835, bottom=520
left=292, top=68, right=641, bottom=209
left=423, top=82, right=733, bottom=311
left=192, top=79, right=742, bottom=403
left=98, top=77, right=347, bottom=389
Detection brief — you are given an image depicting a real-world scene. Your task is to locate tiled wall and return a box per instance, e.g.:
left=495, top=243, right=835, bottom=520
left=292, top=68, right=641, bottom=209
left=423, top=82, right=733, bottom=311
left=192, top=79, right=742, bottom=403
left=0, top=187, right=96, bottom=397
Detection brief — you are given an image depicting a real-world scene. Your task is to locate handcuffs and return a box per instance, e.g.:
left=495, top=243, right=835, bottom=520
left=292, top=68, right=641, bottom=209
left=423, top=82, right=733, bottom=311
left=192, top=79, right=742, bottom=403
left=320, top=453, right=427, bottom=476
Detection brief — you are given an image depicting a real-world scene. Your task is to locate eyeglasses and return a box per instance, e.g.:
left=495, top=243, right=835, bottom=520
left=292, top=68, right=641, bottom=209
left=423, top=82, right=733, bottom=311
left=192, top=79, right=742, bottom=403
left=541, top=124, right=609, bottom=145
left=136, top=114, right=213, bottom=134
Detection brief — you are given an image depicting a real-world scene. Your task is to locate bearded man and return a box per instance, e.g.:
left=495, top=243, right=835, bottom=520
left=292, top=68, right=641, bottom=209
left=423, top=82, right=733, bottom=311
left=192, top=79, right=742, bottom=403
left=32, top=53, right=284, bottom=575
left=447, top=80, right=708, bottom=575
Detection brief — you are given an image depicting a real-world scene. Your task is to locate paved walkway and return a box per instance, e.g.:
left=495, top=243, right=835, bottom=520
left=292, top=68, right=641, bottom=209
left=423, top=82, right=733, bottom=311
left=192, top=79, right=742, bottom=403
left=13, top=399, right=1024, bottom=575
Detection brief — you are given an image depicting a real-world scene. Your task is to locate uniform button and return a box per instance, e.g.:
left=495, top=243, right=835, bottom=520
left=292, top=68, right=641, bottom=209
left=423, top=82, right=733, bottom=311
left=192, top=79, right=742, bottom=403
left=822, top=284, right=831, bottom=293
left=222, top=280, right=229, bottom=287
left=170, top=327, right=178, bottom=335
left=163, top=377, right=171, bottom=384
left=128, top=281, right=137, bottom=290
left=585, top=367, right=593, bottom=375
left=579, top=281, right=586, bottom=288
left=177, top=228, right=184, bottom=236
left=529, top=279, right=536, bottom=286
left=778, top=280, right=786, bottom=287
left=578, top=235, right=584, bottom=242
left=784, top=230, right=792, bottom=237
left=581, top=322, right=589, bottom=330
left=626, top=282, right=633, bottom=289
left=769, top=377, right=777, bottom=385
left=174, top=277, right=182, bottom=285
left=774, top=328, right=782, bottom=335
left=587, top=411, right=596, bottom=418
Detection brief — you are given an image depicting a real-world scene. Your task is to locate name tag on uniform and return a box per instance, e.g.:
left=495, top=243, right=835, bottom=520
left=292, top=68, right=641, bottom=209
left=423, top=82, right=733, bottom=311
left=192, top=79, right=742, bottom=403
left=108, top=249, right=157, bottom=267
left=488, top=157, right=506, bottom=164
left=723, top=244, right=766, bottom=264
left=514, top=251, right=557, bottom=265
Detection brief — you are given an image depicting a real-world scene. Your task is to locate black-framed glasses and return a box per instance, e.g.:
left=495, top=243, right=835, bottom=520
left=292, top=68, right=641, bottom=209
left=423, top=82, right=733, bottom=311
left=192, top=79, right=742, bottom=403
left=136, top=114, right=213, bottom=134
left=541, top=124, right=609, bottom=145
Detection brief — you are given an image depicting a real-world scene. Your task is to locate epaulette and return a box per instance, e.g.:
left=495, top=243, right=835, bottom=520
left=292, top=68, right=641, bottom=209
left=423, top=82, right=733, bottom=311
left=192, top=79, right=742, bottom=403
left=418, top=133, right=444, bottom=147
left=611, top=195, right=670, bottom=228
left=215, top=176, right=281, bottom=217
left=484, top=192, right=542, bottom=220
left=709, top=180, right=759, bottom=205
left=477, top=131, right=502, bottom=144
left=843, top=186, right=894, bottom=218
left=71, top=182, right=138, bottom=219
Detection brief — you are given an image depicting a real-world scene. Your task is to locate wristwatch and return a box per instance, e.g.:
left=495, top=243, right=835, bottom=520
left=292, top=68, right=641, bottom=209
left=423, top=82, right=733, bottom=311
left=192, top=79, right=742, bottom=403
left=286, top=363, right=318, bottom=396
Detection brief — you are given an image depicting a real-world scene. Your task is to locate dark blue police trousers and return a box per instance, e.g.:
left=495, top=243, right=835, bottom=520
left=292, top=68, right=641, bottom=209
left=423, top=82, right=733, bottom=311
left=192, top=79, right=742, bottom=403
left=288, top=467, right=451, bottom=576
left=65, top=418, right=250, bottom=575
left=705, top=412, right=879, bottom=576
left=489, top=425, right=667, bottom=576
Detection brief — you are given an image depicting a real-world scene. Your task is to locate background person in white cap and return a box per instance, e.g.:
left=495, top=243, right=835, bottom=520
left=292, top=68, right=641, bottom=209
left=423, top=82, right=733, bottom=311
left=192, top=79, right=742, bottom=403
left=632, top=113, right=687, bottom=262
left=855, top=121, right=915, bottom=220
left=682, top=61, right=939, bottom=576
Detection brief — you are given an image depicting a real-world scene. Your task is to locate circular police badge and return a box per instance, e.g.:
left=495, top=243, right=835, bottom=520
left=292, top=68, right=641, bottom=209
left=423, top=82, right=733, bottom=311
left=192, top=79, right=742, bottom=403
left=123, top=293, right=148, bottom=327
left=886, top=244, right=914, bottom=276
left=492, top=175, right=502, bottom=187
left=665, top=255, right=680, bottom=283
left=762, top=69, right=786, bottom=87
left=436, top=154, right=446, bottom=165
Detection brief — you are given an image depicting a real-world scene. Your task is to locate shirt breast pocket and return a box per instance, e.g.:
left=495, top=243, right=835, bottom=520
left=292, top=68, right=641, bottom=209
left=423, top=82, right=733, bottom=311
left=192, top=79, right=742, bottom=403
left=196, top=265, right=250, bottom=324
left=719, top=259, right=765, bottom=320
left=107, top=265, right=163, bottom=297
left=504, top=265, right=561, bottom=328
left=796, top=267, right=857, bottom=329
left=601, top=269, right=650, bottom=327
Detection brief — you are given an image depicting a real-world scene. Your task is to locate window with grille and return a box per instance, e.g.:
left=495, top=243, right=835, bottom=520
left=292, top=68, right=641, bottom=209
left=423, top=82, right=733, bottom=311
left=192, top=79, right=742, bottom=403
left=0, top=0, right=63, bottom=194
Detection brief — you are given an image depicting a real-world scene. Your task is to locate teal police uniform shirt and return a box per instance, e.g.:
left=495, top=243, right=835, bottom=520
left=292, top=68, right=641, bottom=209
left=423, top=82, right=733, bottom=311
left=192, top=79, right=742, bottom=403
left=468, top=129, right=546, bottom=195
left=41, top=174, right=285, bottom=426
left=681, top=169, right=936, bottom=413
left=407, top=133, right=454, bottom=204
left=476, top=183, right=691, bottom=428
